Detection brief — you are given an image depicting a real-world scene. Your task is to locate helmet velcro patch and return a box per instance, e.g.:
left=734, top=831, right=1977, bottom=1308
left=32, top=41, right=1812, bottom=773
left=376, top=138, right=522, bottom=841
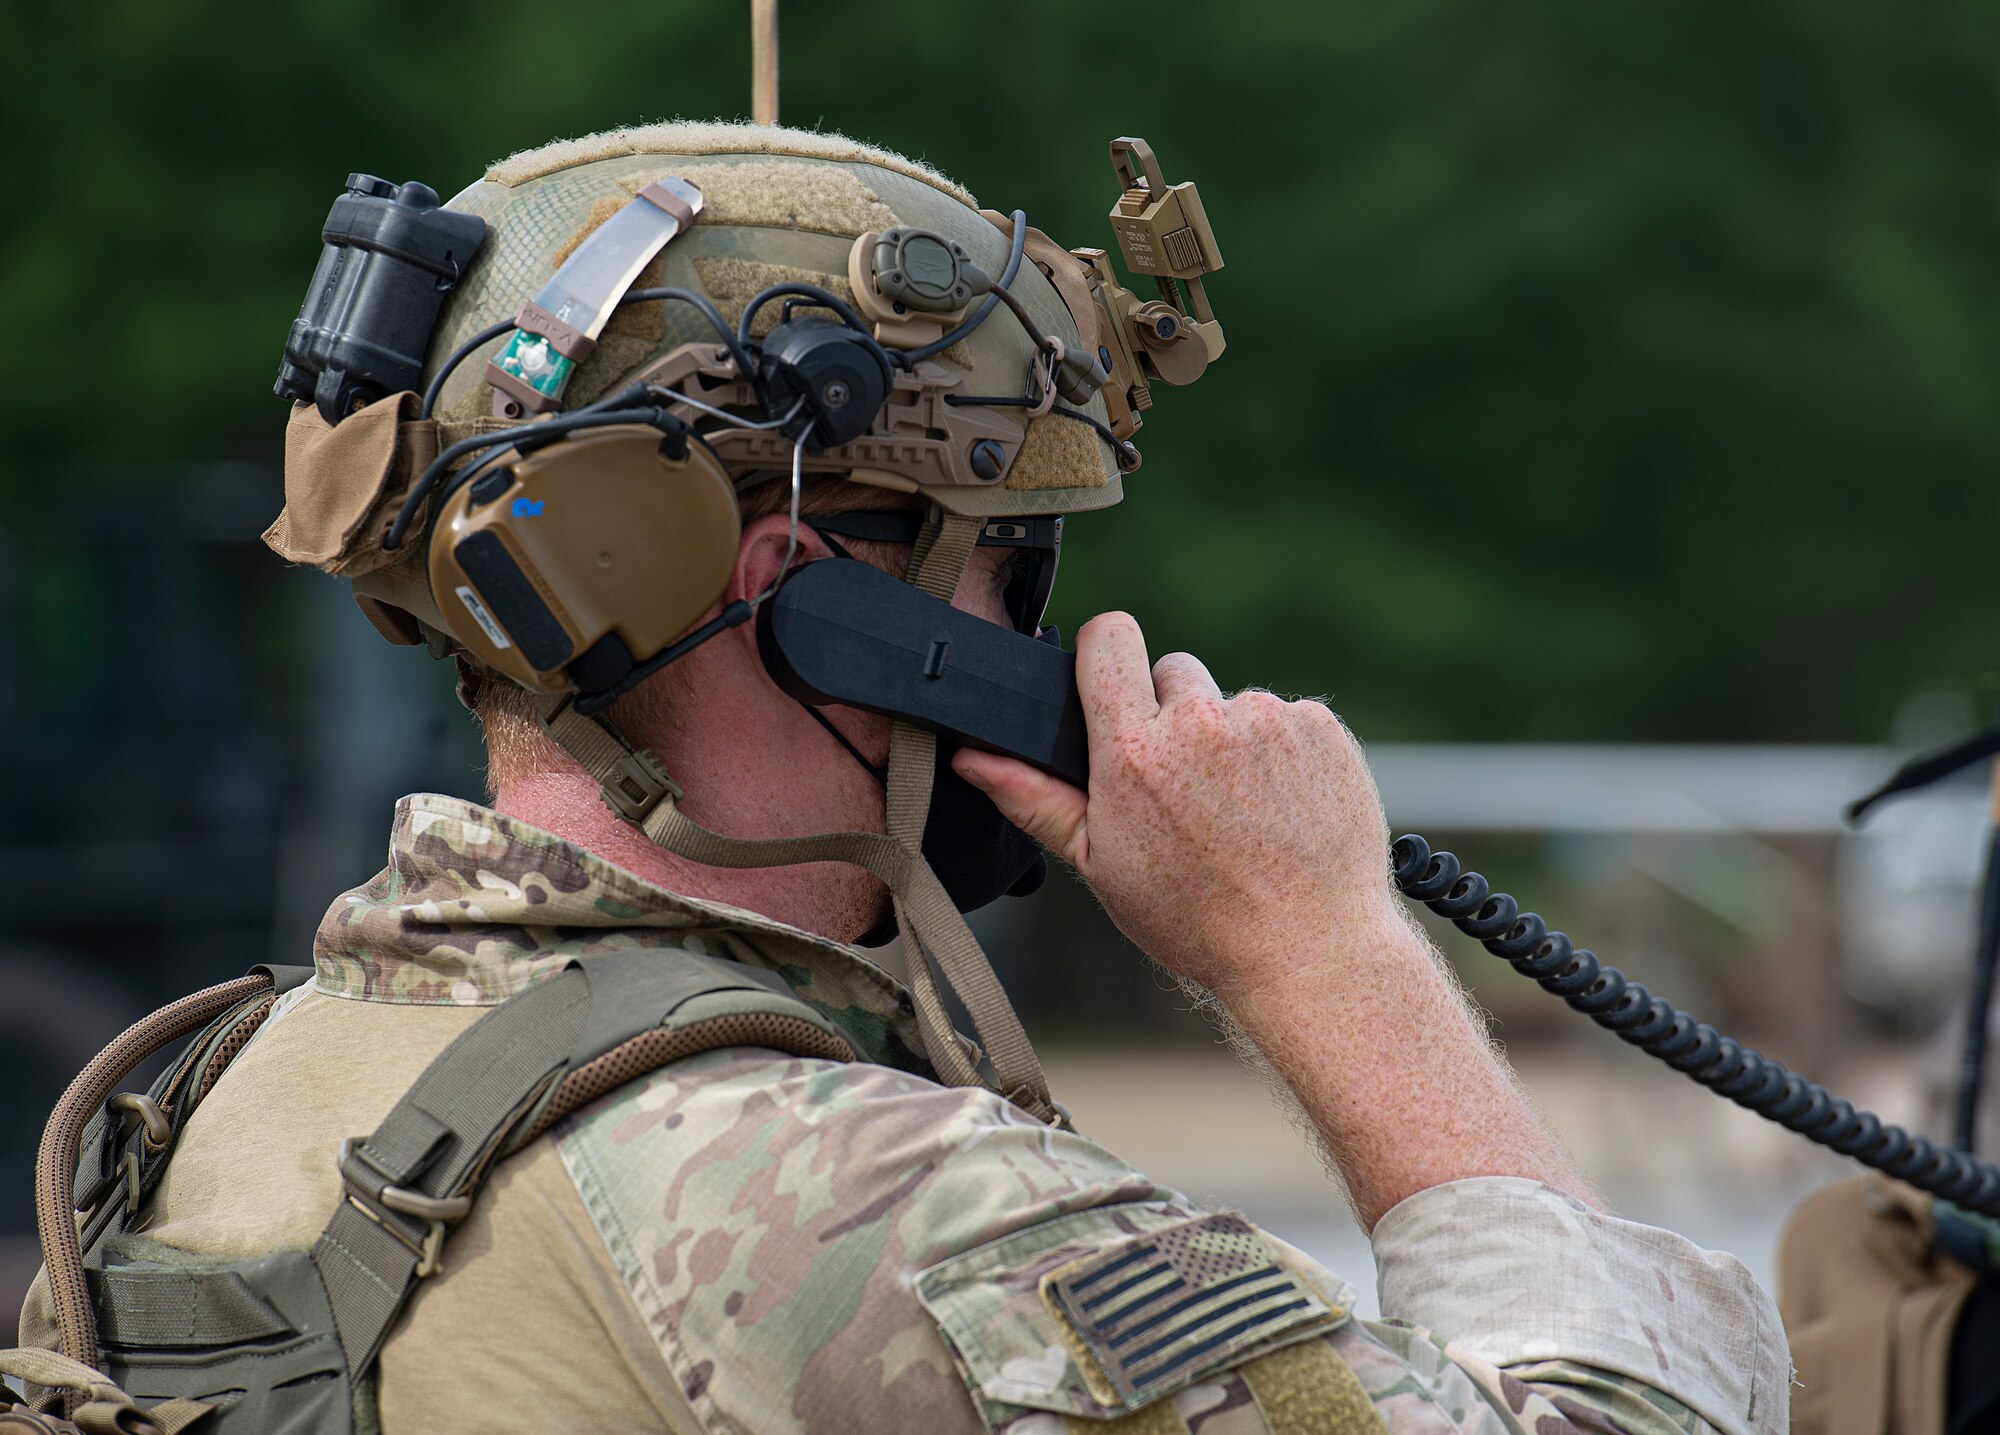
left=485, top=120, right=975, bottom=207
left=694, top=256, right=857, bottom=339
left=550, top=158, right=907, bottom=346
left=620, top=160, right=900, bottom=239
left=1005, top=414, right=1108, bottom=491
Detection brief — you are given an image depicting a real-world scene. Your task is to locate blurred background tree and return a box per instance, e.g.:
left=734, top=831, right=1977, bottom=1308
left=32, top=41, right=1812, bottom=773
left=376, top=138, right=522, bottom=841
left=0, top=0, right=1992, bottom=1317
left=4, top=0, right=1992, bottom=742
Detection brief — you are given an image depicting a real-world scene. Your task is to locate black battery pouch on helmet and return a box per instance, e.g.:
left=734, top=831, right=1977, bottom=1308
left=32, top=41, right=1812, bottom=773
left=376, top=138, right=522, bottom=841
left=758, top=558, right=1090, bottom=788
left=276, top=175, right=488, bottom=424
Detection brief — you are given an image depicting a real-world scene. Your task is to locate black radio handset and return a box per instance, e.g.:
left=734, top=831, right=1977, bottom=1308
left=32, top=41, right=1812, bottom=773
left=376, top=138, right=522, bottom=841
left=762, top=568, right=2000, bottom=1216
left=757, top=557, right=1090, bottom=786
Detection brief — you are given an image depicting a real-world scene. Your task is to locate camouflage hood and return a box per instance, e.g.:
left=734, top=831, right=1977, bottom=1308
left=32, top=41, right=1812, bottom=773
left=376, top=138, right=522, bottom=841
left=312, top=793, right=935, bottom=1070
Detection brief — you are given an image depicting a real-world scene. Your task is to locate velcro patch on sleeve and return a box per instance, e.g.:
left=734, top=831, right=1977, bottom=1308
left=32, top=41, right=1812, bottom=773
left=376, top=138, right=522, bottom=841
left=915, top=1205, right=1350, bottom=1430
left=1043, top=1213, right=1340, bottom=1407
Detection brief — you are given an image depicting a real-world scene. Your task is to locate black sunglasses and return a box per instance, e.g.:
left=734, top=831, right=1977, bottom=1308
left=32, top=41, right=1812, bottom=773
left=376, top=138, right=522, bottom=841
left=807, top=512, right=1062, bottom=637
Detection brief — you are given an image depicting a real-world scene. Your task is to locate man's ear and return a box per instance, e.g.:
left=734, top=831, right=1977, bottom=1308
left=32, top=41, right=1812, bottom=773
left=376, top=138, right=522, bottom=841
left=733, top=512, right=839, bottom=606
left=729, top=513, right=849, bottom=685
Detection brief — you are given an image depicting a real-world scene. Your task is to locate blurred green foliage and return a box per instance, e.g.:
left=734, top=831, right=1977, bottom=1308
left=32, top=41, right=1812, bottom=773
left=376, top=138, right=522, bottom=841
left=4, top=0, right=1992, bottom=742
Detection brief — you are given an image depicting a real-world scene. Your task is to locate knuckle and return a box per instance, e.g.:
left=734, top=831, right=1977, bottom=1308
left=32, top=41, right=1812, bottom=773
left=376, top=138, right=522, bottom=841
left=1300, top=697, right=1344, bottom=734
left=1231, top=688, right=1287, bottom=727
left=1174, top=693, right=1231, bottom=740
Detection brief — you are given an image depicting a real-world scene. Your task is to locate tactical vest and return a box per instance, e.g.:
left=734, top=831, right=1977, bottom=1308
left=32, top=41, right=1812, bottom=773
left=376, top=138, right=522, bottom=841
left=9, top=952, right=855, bottom=1433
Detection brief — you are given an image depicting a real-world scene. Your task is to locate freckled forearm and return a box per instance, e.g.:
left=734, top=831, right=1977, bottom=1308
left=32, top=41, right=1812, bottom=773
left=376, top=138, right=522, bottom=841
left=1214, top=906, right=1596, bottom=1231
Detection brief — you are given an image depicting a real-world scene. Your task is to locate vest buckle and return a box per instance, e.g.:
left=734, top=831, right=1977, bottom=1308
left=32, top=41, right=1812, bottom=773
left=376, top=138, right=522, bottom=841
left=337, top=1137, right=473, bottom=1278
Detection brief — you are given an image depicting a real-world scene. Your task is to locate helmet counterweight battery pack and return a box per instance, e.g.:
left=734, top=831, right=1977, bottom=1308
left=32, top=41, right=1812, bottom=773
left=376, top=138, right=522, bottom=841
left=758, top=558, right=1090, bottom=788
left=276, top=175, right=487, bottom=423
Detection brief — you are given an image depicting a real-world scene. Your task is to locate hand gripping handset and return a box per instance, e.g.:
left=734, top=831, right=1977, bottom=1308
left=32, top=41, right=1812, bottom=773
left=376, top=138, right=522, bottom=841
left=760, top=567, right=2000, bottom=1218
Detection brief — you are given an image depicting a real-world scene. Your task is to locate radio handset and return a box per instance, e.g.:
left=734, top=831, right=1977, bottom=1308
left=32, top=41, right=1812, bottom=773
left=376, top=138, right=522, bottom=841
left=758, top=557, right=1090, bottom=787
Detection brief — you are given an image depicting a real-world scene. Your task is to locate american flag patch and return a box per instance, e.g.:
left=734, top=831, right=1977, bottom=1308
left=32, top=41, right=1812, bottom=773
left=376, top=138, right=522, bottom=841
left=1042, top=1213, right=1334, bottom=1403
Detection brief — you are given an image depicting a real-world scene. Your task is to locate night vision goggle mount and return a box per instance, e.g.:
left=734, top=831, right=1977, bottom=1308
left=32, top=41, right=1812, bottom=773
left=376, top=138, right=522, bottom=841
left=276, top=138, right=1225, bottom=726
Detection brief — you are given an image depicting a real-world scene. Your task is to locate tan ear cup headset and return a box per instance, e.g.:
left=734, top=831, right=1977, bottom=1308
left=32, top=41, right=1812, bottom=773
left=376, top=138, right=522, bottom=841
left=273, top=137, right=1227, bottom=1124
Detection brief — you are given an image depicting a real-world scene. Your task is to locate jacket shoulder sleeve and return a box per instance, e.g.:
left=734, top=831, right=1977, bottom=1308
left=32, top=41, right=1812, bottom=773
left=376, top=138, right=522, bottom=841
left=912, top=1203, right=1660, bottom=1435
left=552, top=1048, right=1196, bottom=1435
left=550, top=1050, right=1770, bottom=1435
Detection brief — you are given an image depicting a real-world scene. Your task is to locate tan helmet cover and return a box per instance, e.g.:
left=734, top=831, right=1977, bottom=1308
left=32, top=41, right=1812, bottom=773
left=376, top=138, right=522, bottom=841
left=267, top=123, right=1127, bottom=644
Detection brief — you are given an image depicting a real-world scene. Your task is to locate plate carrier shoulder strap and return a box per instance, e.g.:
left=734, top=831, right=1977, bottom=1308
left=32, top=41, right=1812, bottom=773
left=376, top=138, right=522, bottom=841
left=24, top=950, right=855, bottom=1432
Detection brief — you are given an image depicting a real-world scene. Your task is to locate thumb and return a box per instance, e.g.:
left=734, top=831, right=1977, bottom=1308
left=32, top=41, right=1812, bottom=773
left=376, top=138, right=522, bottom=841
left=952, top=749, right=1090, bottom=877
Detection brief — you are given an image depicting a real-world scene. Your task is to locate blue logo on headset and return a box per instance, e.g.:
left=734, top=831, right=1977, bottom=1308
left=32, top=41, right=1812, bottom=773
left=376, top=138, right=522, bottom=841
left=511, top=498, right=545, bottom=518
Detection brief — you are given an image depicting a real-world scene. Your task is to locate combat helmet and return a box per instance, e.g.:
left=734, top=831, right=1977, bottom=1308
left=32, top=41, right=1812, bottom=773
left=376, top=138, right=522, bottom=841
left=265, top=121, right=1227, bottom=1122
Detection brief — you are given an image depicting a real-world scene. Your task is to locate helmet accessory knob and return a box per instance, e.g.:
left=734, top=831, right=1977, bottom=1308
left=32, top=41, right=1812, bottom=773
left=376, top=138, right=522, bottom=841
left=870, top=228, right=977, bottom=314
left=759, top=321, right=891, bottom=449
left=969, top=439, right=1006, bottom=481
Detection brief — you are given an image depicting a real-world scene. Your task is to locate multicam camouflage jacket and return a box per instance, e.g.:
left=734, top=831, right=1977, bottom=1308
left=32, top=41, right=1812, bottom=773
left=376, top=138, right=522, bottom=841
left=22, top=795, right=1789, bottom=1435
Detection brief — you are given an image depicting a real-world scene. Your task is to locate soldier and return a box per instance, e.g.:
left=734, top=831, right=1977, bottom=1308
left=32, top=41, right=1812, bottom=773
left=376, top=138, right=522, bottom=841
left=1769, top=749, right=2000, bottom=1435
left=11, top=124, right=1787, bottom=1434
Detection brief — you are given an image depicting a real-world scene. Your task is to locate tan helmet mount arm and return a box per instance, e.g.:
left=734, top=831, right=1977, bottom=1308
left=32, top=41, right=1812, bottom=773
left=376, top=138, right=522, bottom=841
left=532, top=508, right=1061, bottom=1127
left=1076, top=136, right=1227, bottom=407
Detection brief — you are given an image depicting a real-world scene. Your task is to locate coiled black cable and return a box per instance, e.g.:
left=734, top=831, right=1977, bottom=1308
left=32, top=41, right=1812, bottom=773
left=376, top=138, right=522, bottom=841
left=1390, top=832, right=2000, bottom=1217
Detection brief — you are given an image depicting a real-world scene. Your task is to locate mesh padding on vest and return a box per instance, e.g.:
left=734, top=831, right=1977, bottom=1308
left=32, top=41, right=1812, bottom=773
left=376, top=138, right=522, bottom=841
left=520, top=1013, right=855, bottom=1144
left=193, top=1000, right=277, bottom=1106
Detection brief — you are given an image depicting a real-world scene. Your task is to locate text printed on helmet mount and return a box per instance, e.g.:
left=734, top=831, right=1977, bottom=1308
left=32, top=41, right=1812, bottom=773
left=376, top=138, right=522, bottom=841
left=455, top=585, right=512, bottom=650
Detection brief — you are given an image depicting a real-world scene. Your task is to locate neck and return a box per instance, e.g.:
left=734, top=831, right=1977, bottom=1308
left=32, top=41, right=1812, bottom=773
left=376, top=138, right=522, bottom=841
left=493, top=769, right=887, bottom=945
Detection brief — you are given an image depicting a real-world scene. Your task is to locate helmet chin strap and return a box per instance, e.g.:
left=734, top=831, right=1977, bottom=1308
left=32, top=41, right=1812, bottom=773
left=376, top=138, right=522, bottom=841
left=533, top=505, right=1062, bottom=1127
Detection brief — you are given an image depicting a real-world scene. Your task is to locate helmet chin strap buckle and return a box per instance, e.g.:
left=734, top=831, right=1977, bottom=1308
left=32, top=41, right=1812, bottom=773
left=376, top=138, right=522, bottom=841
left=600, top=750, right=683, bottom=824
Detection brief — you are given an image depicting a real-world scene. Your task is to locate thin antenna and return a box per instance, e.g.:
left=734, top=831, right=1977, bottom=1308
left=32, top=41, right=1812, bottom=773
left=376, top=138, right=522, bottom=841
left=752, top=0, right=779, bottom=126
